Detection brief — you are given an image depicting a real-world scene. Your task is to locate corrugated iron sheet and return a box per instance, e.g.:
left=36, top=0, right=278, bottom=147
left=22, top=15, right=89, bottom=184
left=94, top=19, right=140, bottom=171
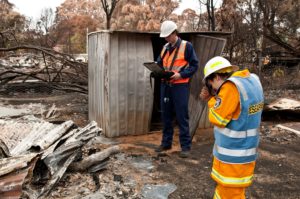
left=0, top=153, right=37, bottom=177
left=0, top=115, right=55, bottom=153
left=10, top=120, right=73, bottom=156
left=0, top=139, right=10, bottom=158
left=0, top=120, right=101, bottom=198
left=0, top=168, right=30, bottom=199
left=189, top=35, right=226, bottom=136
left=88, top=31, right=153, bottom=137
left=0, top=153, right=37, bottom=199
left=24, top=121, right=101, bottom=198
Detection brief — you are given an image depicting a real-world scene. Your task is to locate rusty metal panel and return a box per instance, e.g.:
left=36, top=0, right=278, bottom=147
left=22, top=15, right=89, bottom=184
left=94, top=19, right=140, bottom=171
left=189, top=35, right=226, bottom=136
left=0, top=168, right=30, bottom=199
left=88, top=32, right=153, bottom=137
left=0, top=153, right=36, bottom=199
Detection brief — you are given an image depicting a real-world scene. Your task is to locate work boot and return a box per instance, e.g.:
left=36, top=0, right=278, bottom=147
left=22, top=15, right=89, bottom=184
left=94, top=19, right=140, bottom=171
left=179, top=150, right=190, bottom=158
left=155, top=145, right=172, bottom=153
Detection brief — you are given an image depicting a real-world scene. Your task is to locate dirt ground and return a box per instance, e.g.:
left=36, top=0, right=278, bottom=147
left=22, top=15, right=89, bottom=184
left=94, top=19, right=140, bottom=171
left=117, top=125, right=300, bottom=199
left=0, top=88, right=299, bottom=199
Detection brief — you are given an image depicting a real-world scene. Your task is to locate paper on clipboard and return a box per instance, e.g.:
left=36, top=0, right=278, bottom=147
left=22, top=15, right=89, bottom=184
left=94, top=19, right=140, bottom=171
left=143, top=62, right=164, bottom=73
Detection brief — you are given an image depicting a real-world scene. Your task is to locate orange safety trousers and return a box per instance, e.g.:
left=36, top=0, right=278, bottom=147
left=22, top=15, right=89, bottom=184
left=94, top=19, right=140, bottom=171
left=211, top=157, right=256, bottom=199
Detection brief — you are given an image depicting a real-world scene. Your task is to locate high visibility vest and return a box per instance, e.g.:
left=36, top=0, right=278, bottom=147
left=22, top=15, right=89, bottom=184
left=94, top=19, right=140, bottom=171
left=160, top=40, right=189, bottom=84
left=213, top=73, right=264, bottom=164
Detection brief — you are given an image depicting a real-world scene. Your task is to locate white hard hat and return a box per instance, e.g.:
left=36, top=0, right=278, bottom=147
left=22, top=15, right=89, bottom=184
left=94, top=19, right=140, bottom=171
left=160, top=20, right=177, bottom=38
left=203, top=56, right=239, bottom=82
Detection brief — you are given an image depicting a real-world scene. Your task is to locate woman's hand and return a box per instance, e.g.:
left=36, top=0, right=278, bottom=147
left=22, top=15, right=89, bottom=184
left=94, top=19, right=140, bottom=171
left=199, top=86, right=212, bottom=101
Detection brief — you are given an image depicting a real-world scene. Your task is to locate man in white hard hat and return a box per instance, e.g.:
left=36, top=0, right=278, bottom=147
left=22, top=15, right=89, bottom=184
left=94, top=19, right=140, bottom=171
left=200, top=56, right=264, bottom=198
left=155, top=20, right=199, bottom=158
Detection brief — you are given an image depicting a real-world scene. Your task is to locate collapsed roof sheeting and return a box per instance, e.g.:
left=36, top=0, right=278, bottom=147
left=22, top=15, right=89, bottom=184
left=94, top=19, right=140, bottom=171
left=0, top=118, right=74, bottom=156
left=0, top=115, right=55, bottom=153
left=0, top=154, right=38, bottom=199
left=23, top=121, right=102, bottom=198
left=0, top=166, right=33, bottom=199
left=0, top=153, right=37, bottom=177
left=0, top=139, right=10, bottom=158
left=0, top=118, right=102, bottom=198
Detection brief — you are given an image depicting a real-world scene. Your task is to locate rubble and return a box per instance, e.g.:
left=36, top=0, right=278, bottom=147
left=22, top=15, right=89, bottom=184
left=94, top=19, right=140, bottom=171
left=0, top=154, right=38, bottom=199
left=265, top=98, right=300, bottom=111
left=0, top=115, right=54, bottom=152
left=0, top=107, right=168, bottom=199
left=0, top=116, right=103, bottom=198
left=69, top=145, right=120, bottom=172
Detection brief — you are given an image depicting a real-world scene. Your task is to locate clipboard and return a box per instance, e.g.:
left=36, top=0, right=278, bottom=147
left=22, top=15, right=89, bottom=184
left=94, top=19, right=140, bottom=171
left=143, top=62, right=164, bottom=73
left=143, top=61, right=174, bottom=79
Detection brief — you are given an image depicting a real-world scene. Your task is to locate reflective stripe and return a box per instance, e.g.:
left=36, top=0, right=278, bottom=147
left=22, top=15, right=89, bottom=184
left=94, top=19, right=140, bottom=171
left=211, top=168, right=253, bottom=185
left=210, top=109, right=230, bottom=126
left=163, top=65, right=186, bottom=71
left=170, top=65, right=186, bottom=71
left=215, top=127, right=259, bottom=138
left=163, top=40, right=187, bottom=71
left=214, top=145, right=257, bottom=157
left=214, top=190, right=221, bottom=199
left=229, top=78, right=248, bottom=101
left=178, top=40, right=187, bottom=54
left=160, top=44, right=168, bottom=57
left=162, top=40, right=189, bottom=84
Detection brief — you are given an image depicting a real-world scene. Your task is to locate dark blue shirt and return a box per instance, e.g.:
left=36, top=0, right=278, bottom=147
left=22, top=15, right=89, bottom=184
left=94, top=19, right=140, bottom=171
left=157, top=38, right=199, bottom=79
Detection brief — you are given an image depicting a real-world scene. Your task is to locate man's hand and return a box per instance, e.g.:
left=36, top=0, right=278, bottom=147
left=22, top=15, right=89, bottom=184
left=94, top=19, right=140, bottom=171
left=200, top=86, right=212, bottom=101
left=170, top=72, right=182, bottom=80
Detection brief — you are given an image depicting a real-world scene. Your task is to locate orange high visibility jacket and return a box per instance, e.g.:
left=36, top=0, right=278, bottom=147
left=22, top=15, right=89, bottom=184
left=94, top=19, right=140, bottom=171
left=208, top=69, right=263, bottom=188
left=160, top=40, right=189, bottom=84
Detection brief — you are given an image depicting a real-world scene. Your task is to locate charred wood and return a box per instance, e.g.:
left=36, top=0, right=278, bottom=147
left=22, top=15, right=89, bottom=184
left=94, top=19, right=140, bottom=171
left=68, top=145, right=120, bottom=172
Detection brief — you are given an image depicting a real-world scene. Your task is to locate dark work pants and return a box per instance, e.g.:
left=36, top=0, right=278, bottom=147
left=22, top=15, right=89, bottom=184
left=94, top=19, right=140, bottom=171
left=160, top=82, right=191, bottom=151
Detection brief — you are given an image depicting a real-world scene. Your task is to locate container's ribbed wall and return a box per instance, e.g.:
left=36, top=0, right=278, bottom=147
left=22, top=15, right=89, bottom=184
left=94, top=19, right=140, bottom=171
left=89, top=31, right=153, bottom=137
left=88, top=32, right=110, bottom=135
left=188, top=35, right=226, bottom=137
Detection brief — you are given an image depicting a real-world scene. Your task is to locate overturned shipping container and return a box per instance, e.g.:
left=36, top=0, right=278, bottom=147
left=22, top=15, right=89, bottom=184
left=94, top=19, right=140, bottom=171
left=88, top=30, right=228, bottom=137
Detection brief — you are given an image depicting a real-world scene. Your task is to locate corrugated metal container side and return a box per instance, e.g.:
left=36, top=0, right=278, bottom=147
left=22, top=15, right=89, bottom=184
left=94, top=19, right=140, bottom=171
left=88, top=32, right=109, bottom=136
left=189, top=35, right=226, bottom=137
left=89, top=31, right=153, bottom=137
